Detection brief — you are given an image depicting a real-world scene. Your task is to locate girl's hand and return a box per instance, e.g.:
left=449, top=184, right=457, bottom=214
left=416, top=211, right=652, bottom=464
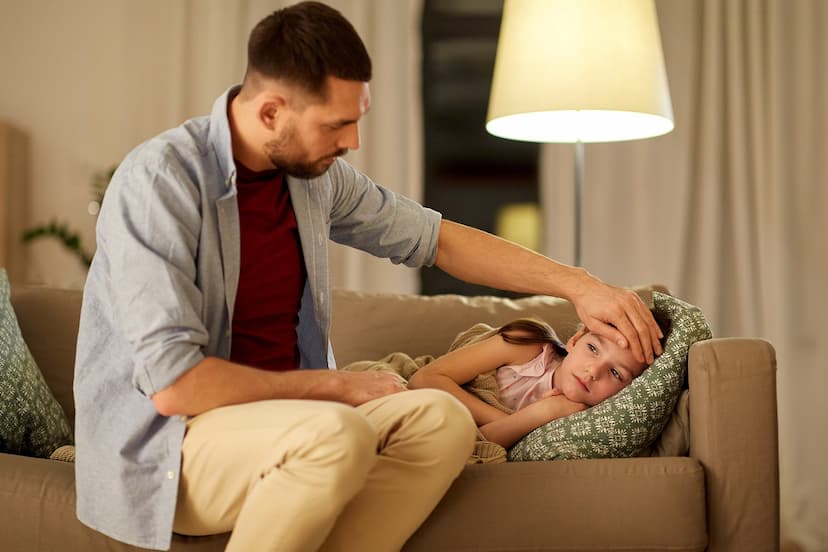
left=479, top=391, right=586, bottom=448
left=535, top=389, right=587, bottom=420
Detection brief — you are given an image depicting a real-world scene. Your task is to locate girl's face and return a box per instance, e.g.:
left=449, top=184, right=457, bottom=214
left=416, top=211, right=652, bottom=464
left=553, top=328, right=648, bottom=406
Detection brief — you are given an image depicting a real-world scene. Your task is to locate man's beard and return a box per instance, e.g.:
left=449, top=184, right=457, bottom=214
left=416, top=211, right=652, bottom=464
left=265, top=123, right=347, bottom=179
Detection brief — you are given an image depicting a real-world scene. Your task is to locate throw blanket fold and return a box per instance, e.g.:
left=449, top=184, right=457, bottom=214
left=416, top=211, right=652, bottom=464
left=340, top=323, right=512, bottom=464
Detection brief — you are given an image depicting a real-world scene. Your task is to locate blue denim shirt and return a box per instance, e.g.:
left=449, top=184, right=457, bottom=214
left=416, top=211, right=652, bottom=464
left=73, top=86, right=441, bottom=550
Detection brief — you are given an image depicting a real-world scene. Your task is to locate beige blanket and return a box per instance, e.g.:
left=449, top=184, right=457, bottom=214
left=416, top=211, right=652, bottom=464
left=340, top=323, right=511, bottom=464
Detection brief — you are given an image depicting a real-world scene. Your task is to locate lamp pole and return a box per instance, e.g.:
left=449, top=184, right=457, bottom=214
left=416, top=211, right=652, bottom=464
left=574, top=139, right=584, bottom=267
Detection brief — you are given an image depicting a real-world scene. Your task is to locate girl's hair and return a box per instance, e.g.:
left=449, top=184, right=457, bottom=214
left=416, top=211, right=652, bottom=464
left=497, top=310, right=672, bottom=360
left=497, top=318, right=568, bottom=357
left=497, top=318, right=556, bottom=344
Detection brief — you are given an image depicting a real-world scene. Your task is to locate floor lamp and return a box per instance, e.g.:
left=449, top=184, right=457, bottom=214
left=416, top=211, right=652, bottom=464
left=486, top=0, right=675, bottom=266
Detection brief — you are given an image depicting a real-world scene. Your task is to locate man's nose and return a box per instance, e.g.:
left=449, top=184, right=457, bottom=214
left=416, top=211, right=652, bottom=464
left=338, top=124, right=360, bottom=151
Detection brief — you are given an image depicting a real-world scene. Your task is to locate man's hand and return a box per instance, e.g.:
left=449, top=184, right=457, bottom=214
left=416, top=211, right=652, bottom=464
left=433, top=220, right=663, bottom=364
left=569, top=274, right=664, bottom=364
left=151, top=357, right=408, bottom=417
left=332, top=370, right=408, bottom=407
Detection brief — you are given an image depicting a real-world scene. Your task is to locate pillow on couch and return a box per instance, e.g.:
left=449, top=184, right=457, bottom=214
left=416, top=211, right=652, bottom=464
left=0, top=268, right=73, bottom=458
left=508, top=292, right=711, bottom=461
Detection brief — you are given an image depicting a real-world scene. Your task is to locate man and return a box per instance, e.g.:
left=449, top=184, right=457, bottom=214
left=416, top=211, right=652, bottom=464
left=74, top=2, right=663, bottom=551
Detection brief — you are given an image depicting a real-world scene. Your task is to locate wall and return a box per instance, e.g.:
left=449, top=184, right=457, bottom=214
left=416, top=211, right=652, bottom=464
left=0, top=1, right=242, bottom=288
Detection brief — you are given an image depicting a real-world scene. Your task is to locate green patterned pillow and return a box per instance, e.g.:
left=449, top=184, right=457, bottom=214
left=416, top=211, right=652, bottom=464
left=509, top=292, right=711, bottom=461
left=0, top=269, right=73, bottom=457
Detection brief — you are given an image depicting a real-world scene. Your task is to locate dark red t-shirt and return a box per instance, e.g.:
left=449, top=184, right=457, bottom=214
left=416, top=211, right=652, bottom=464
left=230, top=162, right=306, bottom=371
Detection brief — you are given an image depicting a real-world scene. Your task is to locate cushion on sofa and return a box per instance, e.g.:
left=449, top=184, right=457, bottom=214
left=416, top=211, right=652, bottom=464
left=508, top=292, right=711, bottom=461
left=0, top=269, right=73, bottom=458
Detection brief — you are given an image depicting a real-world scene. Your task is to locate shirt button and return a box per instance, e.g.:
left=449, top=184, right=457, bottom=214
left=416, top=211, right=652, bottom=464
left=317, top=234, right=323, bottom=246
left=167, top=471, right=176, bottom=480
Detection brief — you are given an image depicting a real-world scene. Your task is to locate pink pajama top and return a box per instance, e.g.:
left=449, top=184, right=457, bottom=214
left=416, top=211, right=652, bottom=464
left=495, top=343, right=559, bottom=411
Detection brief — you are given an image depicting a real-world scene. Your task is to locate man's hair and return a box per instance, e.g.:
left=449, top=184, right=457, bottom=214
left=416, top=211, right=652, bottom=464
left=245, top=1, right=372, bottom=98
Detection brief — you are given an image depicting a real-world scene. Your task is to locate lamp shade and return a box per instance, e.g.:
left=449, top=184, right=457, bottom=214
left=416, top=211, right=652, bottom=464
left=486, top=0, right=674, bottom=143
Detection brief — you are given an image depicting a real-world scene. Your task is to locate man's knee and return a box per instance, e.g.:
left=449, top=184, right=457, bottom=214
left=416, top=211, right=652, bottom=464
left=396, top=389, right=477, bottom=457
left=290, top=404, right=379, bottom=486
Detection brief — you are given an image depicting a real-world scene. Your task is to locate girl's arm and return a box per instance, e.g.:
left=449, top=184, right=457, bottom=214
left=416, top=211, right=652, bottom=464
left=479, top=393, right=587, bottom=448
left=408, top=334, right=542, bottom=425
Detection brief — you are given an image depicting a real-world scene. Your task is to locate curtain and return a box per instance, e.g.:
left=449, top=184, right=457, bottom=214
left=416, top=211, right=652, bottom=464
left=539, top=1, right=827, bottom=549
left=319, top=0, right=425, bottom=294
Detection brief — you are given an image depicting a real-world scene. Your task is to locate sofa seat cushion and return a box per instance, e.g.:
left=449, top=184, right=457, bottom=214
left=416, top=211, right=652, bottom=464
left=0, top=269, right=73, bottom=458
left=0, top=453, right=229, bottom=551
left=405, top=457, right=707, bottom=552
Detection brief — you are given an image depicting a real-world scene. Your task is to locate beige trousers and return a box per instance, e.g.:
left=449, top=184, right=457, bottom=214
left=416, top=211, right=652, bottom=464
left=172, top=389, right=476, bottom=552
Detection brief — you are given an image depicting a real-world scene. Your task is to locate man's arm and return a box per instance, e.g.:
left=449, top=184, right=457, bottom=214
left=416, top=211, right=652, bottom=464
left=150, top=357, right=405, bottom=417
left=434, top=220, right=663, bottom=364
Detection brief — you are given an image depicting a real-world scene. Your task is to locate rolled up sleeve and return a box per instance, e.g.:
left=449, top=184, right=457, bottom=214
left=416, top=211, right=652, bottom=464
left=99, top=159, right=209, bottom=397
left=327, top=160, right=442, bottom=268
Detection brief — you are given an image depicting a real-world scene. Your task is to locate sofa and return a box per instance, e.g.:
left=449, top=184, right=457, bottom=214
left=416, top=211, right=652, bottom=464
left=1, top=284, right=779, bottom=551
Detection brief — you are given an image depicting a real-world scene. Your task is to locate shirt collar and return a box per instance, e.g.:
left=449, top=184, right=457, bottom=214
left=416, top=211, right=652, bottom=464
left=208, top=85, right=241, bottom=189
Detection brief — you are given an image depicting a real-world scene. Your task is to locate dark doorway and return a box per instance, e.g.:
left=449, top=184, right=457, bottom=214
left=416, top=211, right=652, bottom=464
left=420, top=0, right=540, bottom=297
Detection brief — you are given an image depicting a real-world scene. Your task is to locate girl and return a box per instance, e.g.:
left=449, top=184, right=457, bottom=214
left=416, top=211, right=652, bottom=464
left=408, top=317, right=666, bottom=448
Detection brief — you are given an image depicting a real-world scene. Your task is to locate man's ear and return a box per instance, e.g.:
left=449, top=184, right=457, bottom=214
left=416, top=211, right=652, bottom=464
left=566, top=327, right=588, bottom=352
left=259, top=95, right=287, bottom=130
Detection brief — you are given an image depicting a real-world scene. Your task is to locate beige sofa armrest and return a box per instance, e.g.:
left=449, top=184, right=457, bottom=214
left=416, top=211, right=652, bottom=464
left=688, top=337, right=779, bottom=552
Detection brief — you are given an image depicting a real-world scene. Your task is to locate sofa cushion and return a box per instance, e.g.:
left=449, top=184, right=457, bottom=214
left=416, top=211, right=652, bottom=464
left=405, top=457, right=707, bottom=552
left=0, top=269, right=73, bottom=458
left=509, top=292, right=711, bottom=461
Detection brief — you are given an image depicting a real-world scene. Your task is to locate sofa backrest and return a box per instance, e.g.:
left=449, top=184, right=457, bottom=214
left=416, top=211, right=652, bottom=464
left=10, top=285, right=81, bottom=427
left=9, top=284, right=664, bottom=424
left=330, top=286, right=662, bottom=367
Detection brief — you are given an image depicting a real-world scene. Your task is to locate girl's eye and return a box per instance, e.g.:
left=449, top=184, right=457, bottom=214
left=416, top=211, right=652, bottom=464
left=611, top=368, right=623, bottom=381
left=588, top=343, right=597, bottom=354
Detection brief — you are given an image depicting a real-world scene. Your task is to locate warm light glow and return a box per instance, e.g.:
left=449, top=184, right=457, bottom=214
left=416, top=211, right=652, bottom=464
left=486, top=0, right=674, bottom=144
left=495, top=203, right=542, bottom=251
left=487, top=110, right=674, bottom=143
